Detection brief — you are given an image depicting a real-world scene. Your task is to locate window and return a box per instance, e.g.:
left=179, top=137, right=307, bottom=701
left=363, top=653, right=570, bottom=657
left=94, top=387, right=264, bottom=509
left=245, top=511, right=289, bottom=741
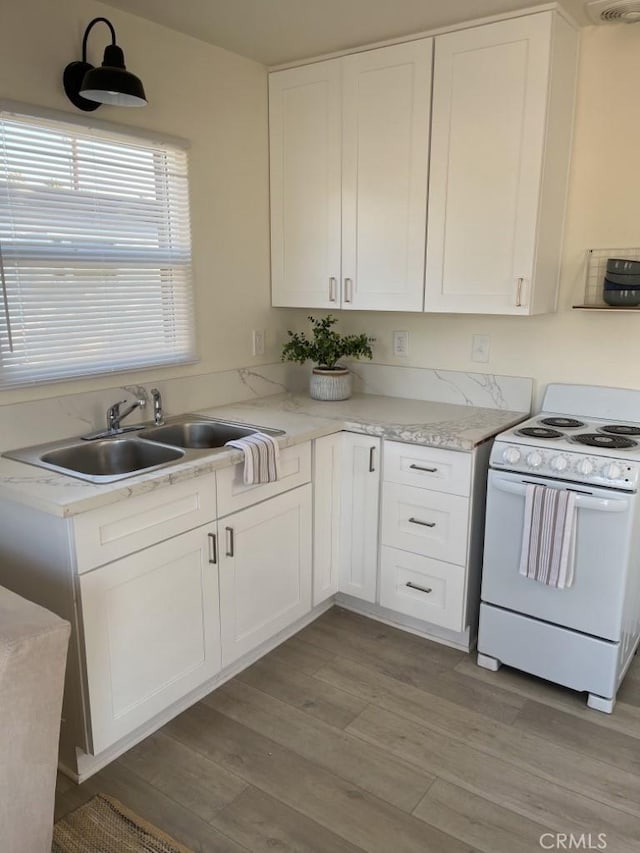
left=0, top=106, right=196, bottom=387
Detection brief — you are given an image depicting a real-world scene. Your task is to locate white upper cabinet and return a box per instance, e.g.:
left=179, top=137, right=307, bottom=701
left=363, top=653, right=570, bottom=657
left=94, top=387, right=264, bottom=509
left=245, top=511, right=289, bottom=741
left=424, top=12, right=578, bottom=315
left=269, top=39, right=432, bottom=312
left=341, top=41, right=432, bottom=312
left=269, top=60, right=342, bottom=309
left=269, top=11, right=576, bottom=316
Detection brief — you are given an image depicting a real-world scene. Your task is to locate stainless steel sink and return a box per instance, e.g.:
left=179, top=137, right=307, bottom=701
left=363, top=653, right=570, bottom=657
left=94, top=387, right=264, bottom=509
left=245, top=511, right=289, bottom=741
left=138, top=417, right=283, bottom=450
left=39, top=439, right=184, bottom=481
left=2, top=414, right=285, bottom=484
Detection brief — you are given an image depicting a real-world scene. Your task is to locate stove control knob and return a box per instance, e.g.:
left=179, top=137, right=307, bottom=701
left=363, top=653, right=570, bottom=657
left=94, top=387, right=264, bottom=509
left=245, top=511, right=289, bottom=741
left=526, top=451, right=543, bottom=469
left=576, top=459, right=594, bottom=476
left=550, top=455, right=568, bottom=472
left=604, top=462, right=622, bottom=480
left=502, top=447, right=522, bottom=465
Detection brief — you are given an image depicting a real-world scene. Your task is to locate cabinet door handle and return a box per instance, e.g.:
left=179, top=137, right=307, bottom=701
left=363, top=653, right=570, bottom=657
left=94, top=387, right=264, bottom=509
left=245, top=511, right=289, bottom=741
left=406, top=581, right=433, bottom=595
left=344, top=277, right=353, bottom=303
left=225, top=526, right=234, bottom=557
left=329, top=277, right=337, bottom=303
left=208, top=532, right=217, bottom=565
left=515, top=277, right=526, bottom=308
left=409, top=464, right=438, bottom=473
left=409, top=517, right=436, bottom=528
left=369, top=446, right=376, bottom=473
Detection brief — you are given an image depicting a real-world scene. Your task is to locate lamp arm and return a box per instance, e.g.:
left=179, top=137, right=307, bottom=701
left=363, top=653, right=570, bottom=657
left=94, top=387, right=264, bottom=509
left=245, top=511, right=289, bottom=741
left=81, top=17, right=116, bottom=63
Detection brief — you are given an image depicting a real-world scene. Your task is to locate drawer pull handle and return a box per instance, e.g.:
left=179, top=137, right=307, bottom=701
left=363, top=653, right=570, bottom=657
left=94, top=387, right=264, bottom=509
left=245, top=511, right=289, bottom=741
left=409, top=464, right=438, bottom=473
left=369, top=446, right=376, bottom=473
left=208, top=532, right=217, bottom=565
left=409, top=517, right=436, bottom=528
left=406, top=581, right=433, bottom=595
left=329, top=276, right=337, bottom=302
left=225, top=526, right=235, bottom=557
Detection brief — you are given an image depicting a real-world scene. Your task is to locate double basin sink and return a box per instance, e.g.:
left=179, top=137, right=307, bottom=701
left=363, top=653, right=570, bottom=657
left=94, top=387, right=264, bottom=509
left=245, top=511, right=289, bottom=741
left=3, top=416, right=285, bottom=484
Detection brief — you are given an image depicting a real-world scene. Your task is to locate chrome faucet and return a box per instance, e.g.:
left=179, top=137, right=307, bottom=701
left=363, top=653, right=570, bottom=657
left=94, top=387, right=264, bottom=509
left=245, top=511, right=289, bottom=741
left=106, top=397, right=146, bottom=432
left=81, top=395, right=147, bottom=440
left=150, top=388, right=164, bottom=425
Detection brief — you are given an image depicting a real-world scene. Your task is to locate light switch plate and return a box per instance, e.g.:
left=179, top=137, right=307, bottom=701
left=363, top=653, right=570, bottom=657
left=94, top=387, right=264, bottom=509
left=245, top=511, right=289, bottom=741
left=471, top=334, right=490, bottom=363
left=252, top=329, right=265, bottom=357
left=393, top=330, right=409, bottom=357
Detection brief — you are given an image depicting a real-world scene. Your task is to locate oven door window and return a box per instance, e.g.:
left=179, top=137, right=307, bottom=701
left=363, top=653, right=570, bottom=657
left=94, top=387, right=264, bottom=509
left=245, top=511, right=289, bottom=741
left=481, top=471, right=634, bottom=641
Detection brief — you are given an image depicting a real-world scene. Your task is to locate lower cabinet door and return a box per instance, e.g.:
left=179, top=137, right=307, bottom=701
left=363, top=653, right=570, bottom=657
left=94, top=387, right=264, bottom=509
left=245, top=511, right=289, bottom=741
left=339, top=433, right=381, bottom=602
left=313, top=433, right=343, bottom=605
left=219, top=484, right=312, bottom=666
left=380, top=545, right=465, bottom=631
left=79, top=525, right=221, bottom=755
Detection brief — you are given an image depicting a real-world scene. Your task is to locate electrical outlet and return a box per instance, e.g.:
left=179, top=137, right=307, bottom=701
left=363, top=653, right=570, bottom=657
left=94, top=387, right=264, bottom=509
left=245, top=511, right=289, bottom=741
left=252, top=329, right=265, bottom=357
left=471, top=334, right=490, bottom=363
left=393, top=330, right=409, bottom=357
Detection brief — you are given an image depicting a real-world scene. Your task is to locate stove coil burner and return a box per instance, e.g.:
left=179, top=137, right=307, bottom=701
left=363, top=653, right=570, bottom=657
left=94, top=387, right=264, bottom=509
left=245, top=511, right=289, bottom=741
left=540, top=417, right=585, bottom=429
left=517, top=427, right=564, bottom=439
left=573, top=433, right=637, bottom=450
left=600, top=424, right=640, bottom=436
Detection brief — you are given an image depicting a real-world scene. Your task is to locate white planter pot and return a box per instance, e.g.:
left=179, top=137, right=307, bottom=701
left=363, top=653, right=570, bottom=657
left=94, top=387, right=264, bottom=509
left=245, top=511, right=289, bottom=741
left=310, top=367, right=352, bottom=401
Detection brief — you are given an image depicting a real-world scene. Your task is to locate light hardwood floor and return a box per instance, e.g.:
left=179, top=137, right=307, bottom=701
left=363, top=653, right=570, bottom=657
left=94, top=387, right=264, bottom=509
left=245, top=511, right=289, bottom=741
left=55, top=607, right=640, bottom=853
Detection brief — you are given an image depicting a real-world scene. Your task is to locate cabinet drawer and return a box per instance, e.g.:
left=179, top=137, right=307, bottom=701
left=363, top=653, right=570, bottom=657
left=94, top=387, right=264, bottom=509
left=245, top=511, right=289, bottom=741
left=74, top=474, right=217, bottom=573
left=382, top=482, right=469, bottom=565
left=217, top=442, right=311, bottom=517
left=384, top=441, right=471, bottom=496
left=380, top=546, right=465, bottom=631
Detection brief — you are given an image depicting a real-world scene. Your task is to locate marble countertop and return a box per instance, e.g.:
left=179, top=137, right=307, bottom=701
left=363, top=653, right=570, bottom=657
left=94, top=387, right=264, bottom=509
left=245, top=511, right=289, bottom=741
left=0, top=392, right=527, bottom=518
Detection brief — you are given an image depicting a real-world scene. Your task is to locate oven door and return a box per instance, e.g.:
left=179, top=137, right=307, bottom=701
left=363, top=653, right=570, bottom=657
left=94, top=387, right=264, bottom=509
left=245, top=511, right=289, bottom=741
left=481, top=470, right=635, bottom=641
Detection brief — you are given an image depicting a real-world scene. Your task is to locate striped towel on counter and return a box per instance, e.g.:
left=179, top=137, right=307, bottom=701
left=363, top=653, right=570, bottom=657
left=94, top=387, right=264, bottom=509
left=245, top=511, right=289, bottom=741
left=519, top=484, right=578, bottom=589
left=225, top=432, right=280, bottom=485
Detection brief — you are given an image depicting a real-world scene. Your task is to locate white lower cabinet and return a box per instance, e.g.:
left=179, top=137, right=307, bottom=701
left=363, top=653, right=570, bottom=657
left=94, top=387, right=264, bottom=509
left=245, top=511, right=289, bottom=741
left=218, top=484, right=313, bottom=666
left=79, top=525, right=221, bottom=755
left=339, top=433, right=381, bottom=603
left=379, top=440, right=488, bottom=638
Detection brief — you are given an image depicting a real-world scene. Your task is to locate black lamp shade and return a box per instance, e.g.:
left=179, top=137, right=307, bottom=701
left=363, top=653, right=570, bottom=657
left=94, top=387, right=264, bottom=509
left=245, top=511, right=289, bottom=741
left=63, top=18, right=147, bottom=111
left=80, top=44, right=147, bottom=107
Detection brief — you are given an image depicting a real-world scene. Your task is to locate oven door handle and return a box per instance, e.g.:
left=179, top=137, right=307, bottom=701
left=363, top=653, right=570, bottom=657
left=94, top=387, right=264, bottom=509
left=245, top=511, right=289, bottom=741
left=491, top=477, right=630, bottom=512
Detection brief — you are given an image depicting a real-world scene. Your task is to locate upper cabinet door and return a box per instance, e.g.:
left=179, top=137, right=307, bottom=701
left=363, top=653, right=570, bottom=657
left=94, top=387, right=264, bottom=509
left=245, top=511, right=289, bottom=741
left=270, top=60, right=342, bottom=308
left=341, top=40, right=432, bottom=312
left=425, top=13, right=570, bottom=315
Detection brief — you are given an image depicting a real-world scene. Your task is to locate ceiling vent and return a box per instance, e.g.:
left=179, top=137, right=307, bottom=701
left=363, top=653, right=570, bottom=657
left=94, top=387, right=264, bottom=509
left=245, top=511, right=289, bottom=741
left=586, top=0, right=640, bottom=23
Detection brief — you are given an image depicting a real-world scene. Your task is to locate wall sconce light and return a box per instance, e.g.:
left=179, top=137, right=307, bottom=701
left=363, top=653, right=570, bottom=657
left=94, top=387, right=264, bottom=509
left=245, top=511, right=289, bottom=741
left=63, top=17, right=147, bottom=111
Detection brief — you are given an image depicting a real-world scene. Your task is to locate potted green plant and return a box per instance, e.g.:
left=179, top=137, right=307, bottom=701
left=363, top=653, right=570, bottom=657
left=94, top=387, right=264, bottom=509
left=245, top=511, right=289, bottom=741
left=281, top=315, right=374, bottom=401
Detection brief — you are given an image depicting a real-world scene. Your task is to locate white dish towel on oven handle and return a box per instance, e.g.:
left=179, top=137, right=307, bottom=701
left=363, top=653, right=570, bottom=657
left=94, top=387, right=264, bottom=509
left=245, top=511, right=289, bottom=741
left=519, top=484, right=578, bottom=589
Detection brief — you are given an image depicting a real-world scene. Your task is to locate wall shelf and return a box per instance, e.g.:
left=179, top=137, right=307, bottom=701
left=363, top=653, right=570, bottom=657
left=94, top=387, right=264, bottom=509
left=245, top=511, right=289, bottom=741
left=573, top=305, right=640, bottom=311
left=573, top=247, right=640, bottom=310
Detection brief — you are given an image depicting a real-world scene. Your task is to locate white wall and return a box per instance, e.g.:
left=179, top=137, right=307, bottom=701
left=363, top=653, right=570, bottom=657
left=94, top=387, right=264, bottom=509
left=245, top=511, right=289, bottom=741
left=0, top=0, right=286, bottom=405
left=2, top=11, right=639, bottom=411
left=278, top=23, right=640, bottom=406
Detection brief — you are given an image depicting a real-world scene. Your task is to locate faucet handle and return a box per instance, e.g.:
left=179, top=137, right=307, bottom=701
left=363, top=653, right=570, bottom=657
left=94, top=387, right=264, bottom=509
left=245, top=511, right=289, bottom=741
left=106, top=399, right=127, bottom=429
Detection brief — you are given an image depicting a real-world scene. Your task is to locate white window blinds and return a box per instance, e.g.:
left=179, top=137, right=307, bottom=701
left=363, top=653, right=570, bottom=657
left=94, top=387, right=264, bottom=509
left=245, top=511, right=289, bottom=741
left=0, top=108, right=196, bottom=387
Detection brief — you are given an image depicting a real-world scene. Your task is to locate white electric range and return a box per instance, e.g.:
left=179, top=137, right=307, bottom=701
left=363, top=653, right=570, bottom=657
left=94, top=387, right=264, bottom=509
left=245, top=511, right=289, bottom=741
left=478, top=383, right=640, bottom=713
